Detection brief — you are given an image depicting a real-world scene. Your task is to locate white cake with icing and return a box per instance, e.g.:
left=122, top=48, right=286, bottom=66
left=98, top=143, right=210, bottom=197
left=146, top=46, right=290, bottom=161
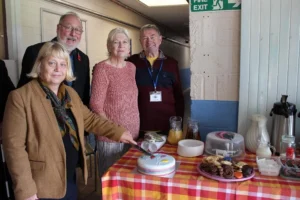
left=137, top=153, right=176, bottom=176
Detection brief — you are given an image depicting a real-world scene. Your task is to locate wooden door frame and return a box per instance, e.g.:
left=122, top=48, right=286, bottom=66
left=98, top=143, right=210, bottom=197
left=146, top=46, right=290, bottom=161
left=0, top=0, right=8, bottom=59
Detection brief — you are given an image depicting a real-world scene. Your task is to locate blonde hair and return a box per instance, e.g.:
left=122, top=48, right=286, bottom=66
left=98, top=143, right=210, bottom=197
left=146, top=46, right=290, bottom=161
left=27, top=42, right=76, bottom=82
left=106, top=27, right=130, bottom=56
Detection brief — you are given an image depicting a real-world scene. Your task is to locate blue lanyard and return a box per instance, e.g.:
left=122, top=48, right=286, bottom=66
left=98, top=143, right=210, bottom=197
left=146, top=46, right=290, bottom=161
left=145, top=59, right=164, bottom=91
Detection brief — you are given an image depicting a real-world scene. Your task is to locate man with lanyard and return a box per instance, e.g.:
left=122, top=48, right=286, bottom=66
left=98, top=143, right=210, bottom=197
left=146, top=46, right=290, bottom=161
left=127, top=24, right=184, bottom=138
left=18, top=12, right=90, bottom=107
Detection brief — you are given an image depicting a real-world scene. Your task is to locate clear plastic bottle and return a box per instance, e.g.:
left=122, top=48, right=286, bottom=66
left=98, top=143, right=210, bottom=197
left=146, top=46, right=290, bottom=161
left=280, top=135, right=296, bottom=159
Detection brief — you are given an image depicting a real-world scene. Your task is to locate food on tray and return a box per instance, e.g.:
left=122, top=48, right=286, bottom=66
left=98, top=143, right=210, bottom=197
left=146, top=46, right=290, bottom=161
left=223, top=165, right=234, bottom=178
left=284, top=159, right=300, bottom=168
left=221, top=160, right=232, bottom=166
left=199, top=155, right=253, bottom=179
left=280, top=158, right=300, bottom=178
left=242, top=165, right=254, bottom=177
left=137, top=153, right=176, bottom=176
left=234, top=171, right=243, bottom=179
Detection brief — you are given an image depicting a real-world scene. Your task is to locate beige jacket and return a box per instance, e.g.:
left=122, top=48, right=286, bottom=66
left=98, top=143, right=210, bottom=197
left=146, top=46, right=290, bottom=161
left=2, top=80, right=125, bottom=200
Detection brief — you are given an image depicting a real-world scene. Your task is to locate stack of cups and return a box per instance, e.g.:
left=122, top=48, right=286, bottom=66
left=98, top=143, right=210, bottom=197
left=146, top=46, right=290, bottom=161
left=141, top=135, right=167, bottom=152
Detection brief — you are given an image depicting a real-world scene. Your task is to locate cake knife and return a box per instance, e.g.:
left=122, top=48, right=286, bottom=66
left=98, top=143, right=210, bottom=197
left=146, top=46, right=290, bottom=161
left=133, top=145, right=155, bottom=157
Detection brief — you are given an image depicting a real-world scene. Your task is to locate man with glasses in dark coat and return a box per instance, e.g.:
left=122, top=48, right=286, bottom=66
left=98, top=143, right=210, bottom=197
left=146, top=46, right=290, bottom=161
left=18, top=12, right=90, bottom=106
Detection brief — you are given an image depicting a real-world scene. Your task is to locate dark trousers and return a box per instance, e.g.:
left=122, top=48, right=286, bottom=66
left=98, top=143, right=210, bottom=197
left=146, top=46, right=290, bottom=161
left=0, top=143, right=15, bottom=200
left=40, top=174, right=77, bottom=200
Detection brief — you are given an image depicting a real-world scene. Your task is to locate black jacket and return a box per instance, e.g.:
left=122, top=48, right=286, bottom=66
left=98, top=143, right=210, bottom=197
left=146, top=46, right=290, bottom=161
left=17, top=38, right=90, bottom=106
left=0, top=60, right=15, bottom=121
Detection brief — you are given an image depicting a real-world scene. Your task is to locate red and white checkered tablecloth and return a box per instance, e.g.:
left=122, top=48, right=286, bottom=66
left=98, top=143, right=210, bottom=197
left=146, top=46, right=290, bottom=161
left=101, top=144, right=300, bottom=200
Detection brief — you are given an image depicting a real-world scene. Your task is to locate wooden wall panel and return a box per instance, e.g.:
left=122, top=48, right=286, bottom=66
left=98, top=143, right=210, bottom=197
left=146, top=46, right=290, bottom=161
left=238, top=0, right=300, bottom=144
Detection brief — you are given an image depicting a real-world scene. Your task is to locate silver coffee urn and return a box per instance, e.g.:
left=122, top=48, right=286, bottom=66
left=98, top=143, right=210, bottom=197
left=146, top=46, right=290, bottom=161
left=269, top=95, right=297, bottom=155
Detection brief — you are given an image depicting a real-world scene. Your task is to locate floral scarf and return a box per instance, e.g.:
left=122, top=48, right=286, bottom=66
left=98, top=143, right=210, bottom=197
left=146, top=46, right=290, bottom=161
left=39, top=80, right=79, bottom=151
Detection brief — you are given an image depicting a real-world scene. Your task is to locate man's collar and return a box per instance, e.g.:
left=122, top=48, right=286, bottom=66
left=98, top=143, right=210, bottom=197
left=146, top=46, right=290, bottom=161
left=139, top=50, right=166, bottom=60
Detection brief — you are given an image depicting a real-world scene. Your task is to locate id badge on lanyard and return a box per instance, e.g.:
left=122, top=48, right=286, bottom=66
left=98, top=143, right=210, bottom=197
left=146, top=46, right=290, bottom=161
left=150, top=91, right=162, bottom=102
left=147, top=59, right=163, bottom=102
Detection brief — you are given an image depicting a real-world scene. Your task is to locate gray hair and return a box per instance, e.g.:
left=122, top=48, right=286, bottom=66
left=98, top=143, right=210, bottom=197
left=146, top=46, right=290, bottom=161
left=107, top=27, right=130, bottom=55
left=27, top=42, right=76, bottom=82
left=140, top=24, right=161, bottom=37
left=59, top=11, right=82, bottom=26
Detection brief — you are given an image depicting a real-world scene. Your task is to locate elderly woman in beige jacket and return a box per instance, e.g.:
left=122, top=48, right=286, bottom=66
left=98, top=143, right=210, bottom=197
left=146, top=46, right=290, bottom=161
left=2, top=42, right=136, bottom=200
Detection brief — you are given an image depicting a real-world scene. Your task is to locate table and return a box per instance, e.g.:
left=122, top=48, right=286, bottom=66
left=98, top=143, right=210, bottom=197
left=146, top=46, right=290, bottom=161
left=102, top=144, right=300, bottom=200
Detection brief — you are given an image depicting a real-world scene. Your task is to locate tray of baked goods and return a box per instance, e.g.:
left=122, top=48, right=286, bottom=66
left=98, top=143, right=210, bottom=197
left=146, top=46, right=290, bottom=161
left=197, top=155, right=255, bottom=182
left=280, top=158, right=300, bottom=180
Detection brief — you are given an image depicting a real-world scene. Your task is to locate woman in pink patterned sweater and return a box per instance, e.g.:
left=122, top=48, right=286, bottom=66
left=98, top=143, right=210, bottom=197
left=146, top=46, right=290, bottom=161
left=90, top=27, right=139, bottom=178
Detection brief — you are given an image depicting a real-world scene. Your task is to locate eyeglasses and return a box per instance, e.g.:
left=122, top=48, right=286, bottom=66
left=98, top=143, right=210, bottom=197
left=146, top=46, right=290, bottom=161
left=59, top=24, right=83, bottom=34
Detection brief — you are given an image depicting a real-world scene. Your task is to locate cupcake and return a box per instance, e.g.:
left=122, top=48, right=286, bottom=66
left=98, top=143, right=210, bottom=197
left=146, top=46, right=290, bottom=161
left=242, top=165, right=253, bottom=177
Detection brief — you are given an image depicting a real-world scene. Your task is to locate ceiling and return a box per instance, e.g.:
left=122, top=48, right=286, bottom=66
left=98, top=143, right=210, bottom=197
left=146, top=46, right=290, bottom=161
left=111, top=0, right=190, bottom=41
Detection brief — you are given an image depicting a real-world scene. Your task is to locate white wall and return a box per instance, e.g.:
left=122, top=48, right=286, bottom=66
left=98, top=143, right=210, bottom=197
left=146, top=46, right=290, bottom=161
left=190, top=11, right=240, bottom=101
left=5, top=0, right=189, bottom=80
left=161, top=41, right=190, bottom=68
left=188, top=7, right=240, bottom=139
left=238, top=0, right=300, bottom=144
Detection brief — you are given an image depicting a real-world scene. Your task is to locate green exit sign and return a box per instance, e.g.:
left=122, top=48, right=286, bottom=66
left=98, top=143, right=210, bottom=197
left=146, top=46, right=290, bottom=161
left=191, top=0, right=241, bottom=12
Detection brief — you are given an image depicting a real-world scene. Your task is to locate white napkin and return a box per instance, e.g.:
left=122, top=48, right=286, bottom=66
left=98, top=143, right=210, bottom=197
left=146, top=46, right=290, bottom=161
left=141, top=135, right=167, bottom=152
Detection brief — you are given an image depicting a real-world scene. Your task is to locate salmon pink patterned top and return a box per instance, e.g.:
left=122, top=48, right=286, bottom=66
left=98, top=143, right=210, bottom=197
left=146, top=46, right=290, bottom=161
left=90, top=61, right=140, bottom=142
